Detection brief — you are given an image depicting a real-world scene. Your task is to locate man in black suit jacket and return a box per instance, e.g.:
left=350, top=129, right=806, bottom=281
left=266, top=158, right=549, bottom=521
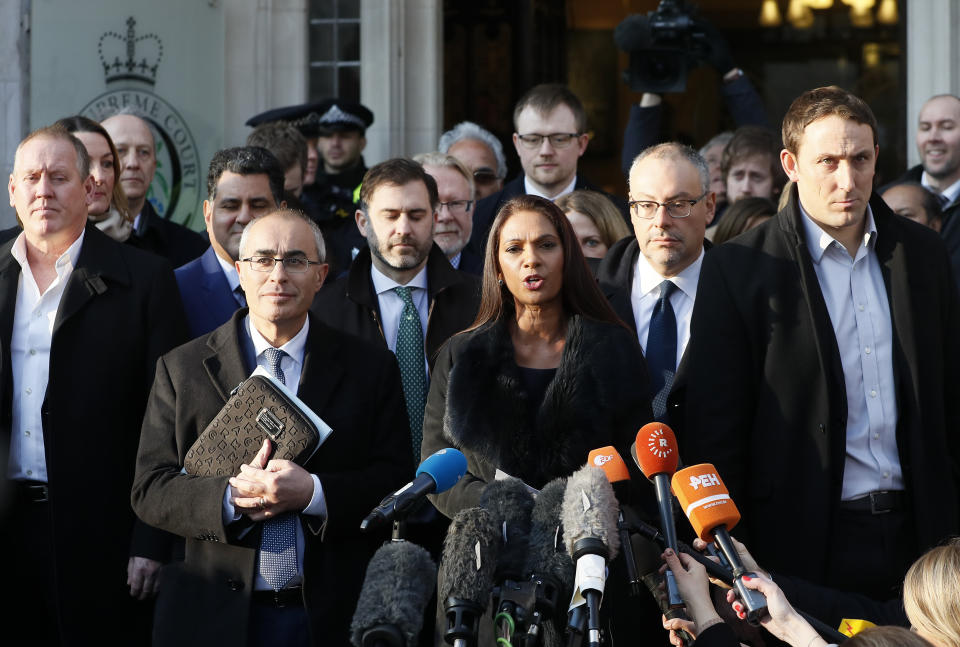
left=893, top=94, right=960, bottom=287
left=132, top=208, right=411, bottom=647
left=102, top=113, right=208, bottom=265
left=2, top=126, right=188, bottom=644
left=596, top=142, right=716, bottom=432
left=685, top=86, right=960, bottom=600
left=469, top=84, right=628, bottom=258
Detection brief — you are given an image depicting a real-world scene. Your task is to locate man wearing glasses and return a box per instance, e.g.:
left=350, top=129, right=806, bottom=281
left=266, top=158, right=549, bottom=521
left=470, top=84, right=629, bottom=259
left=596, top=142, right=715, bottom=429
left=414, top=151, right=483, bottom=275
left=133, top=208, right=412, bottom=647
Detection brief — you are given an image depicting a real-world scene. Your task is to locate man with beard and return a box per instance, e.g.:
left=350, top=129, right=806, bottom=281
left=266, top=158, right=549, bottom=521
left=311, top=159, right=479, bottom=458
left=414, top=151, right=482, bottom=274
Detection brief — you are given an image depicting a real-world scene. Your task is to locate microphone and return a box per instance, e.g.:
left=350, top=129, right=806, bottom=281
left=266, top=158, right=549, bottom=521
left=630, top=533, right=694, bottom=647
left=522, top=477, right=574, bottom=647
left=479, top=478, right=537, bottom=640
left=671, top=464, right=767, bottom=625
left=634, top=422, right=684, bottom=608
left=588, top=446, right=641, bottom=596
left=350, top=540, right=438, bottom=647
left=361, top=448, right=467, bottom=531
left=439, top=507, right=501, bottom=647
left=561, top=465, right=620, bottom=647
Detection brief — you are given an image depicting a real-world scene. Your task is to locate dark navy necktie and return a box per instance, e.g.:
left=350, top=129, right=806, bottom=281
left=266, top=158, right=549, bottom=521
left=259, top=347, right=297, bottom=590
left=233, top=284, right=247, bottom=307
left=646, top=281, right=678, bottom=421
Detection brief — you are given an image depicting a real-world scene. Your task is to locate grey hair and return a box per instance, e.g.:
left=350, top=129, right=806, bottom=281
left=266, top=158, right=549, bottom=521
left=699, top=131, right=733, bottom=157
left=412, top=151, right=476, bottom=201
left=629, top=142, right=711, bottom=194
left=438, top=121, right=507, bottom=179
left=238, top=208, right=327, bottom=264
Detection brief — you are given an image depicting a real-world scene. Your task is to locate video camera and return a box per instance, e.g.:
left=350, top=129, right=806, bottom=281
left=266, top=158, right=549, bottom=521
left=614, top=0, right=711, bottom=94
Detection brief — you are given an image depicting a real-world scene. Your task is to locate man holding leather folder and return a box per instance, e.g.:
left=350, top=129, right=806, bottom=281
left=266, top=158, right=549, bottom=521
left=132, top=208, right=412, bottom=647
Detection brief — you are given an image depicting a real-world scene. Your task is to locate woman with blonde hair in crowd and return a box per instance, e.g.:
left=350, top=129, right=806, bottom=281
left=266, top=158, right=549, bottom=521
left=903, top=538, right=960, bottom=647
left=555, top=189, right=632, bottom=259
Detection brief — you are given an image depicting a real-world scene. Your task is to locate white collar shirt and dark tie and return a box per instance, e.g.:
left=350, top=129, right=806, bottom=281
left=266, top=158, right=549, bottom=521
left=799, top=203, right=902, bottom=500
left=220, top=317, right=327, bottom=591
left=370, top=263, right=430, bottom=373
left=920, top=170, right=960, bottom=208
left=7, top=230, right=85, bottom=482
left=216, top=253, right=246, bottom=306
left=630, top=247, right=704, bottom=366
left=523, top=174, right=578, bottom=202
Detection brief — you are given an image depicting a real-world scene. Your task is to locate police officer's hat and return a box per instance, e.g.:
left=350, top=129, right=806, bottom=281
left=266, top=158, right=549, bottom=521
left=246, top=99, right=374, bottom=138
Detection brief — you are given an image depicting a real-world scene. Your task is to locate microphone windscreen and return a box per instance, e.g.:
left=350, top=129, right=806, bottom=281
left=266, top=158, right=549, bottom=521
left=561, top=466, right=621, bottom=560
left=439, top=507, right=500, bottom=606
left=416, top=448, right=468, bottom=493
left=523, top=477, right=574, bottom=591
left=588, top=447, right=630, bottom=485
left=671, top=464, right=741, bottom=542
left=350, top=540, right=437, bottom=647
left=634, top=422, right=680, bottom=479
left=479, top=478, right=536, bottom=580
left=613, top=14, right=651, bottom=52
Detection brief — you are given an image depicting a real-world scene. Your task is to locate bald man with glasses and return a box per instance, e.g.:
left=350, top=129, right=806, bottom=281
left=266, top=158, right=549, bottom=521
left=596, top=142, right=715, bottom=431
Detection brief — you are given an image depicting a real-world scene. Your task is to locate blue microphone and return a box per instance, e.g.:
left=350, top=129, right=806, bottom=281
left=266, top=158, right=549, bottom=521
left=361, top=448, right=468, bottom=531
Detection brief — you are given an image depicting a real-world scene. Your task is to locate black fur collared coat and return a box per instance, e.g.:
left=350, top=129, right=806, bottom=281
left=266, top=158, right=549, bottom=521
left=421, top=313, right=653, bottom=519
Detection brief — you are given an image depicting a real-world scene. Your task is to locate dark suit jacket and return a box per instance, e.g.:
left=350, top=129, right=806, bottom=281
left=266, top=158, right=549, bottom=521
left=468, top=175, right=629, bottom=258
left=594, top=236, right=708, bottom=436
left=893, top=164, right=960, bottom=289
left=128, top=201, right=209, bottom=267
left=311, top=243, right=481, bottom=370
left=0, top=224, right=188, bottom=644
left=131, top=311, right=413, bottom=646
left=175, top=246, right=243, bottom=339
left=455, top=247, right=483, bottom=276
left=683, top=186, right=960, bottom=585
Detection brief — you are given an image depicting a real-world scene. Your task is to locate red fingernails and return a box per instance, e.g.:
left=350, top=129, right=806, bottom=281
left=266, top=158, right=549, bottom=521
left=742, top=575, right=752, bottom=581
left=737, top=611, right=746, bottom=619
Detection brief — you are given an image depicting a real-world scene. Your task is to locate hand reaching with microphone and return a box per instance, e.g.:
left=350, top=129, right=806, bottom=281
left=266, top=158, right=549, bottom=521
left=661, top=549, right=725, bottom=637
left=725, top=573, right=827, bottom=647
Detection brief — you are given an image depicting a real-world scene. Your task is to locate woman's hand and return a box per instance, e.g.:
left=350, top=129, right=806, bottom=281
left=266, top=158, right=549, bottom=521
left=662, top=549, right=724, bottom=634
left=725, top=573, right=827, bottom=647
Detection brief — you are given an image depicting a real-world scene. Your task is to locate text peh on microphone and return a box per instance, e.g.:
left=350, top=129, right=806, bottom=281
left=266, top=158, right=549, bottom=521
left=361, top=448, right=467, bottom=532
left=672, top=463, right=768, bottom=624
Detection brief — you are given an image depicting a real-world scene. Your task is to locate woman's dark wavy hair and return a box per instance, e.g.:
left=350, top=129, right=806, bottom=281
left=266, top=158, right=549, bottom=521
left=467, top=194, right=628, bottom=331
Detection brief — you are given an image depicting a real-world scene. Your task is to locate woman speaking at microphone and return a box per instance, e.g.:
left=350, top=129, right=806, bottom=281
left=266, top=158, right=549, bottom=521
left=420, top=195, right=653, bottom=517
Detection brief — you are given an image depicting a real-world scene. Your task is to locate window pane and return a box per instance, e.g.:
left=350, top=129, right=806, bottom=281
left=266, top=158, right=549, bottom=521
left=336, top=0, right=359, bottom=19
left=338, top=65, right=360, bottom=102
left=309, top=23, right=335, bottom=62
left=338, top=23, right=360, bottom=60
left=311, top=0, right=335, bottom=19
left=310, top=66, right=335, bottom=102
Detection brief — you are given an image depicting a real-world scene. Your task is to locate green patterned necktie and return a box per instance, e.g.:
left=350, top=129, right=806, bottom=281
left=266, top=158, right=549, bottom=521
left=394, top=286, right=427, bottom=463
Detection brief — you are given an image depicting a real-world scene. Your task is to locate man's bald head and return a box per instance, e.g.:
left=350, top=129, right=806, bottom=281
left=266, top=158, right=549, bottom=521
left=102, top=113, right=157, bottom=214
left=916, top=95, right=960, bottom=191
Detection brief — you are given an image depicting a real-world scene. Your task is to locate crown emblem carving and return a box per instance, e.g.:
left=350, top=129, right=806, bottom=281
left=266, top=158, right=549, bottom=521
left=98, top=17, right=163, bottom=85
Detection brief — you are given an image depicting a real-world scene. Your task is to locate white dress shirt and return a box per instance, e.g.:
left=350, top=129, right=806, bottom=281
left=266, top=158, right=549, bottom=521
left=221, top=316, right=327, bottom=590
left=524, top=175, right=578, bottom=202
left=8, top=230, right=85, bottom=482
left=370, top=263, right=430, bottom=374
left=920, top=170, right=960, bottom=206
left=799, top=204, right=902, bottom=500
left=630, top=248, right=704, bottom=369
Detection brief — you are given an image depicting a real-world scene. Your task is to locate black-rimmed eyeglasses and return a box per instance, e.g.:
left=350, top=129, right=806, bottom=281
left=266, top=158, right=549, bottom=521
left=628, top=192, right=708, bottom=219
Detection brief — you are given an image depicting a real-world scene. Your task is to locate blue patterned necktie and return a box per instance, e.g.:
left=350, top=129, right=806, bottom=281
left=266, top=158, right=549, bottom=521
left=233, top=285, right=247, bottom=307
left=259, top=347, right=297, bottom=591
left=394, top=286, right=427, bottom=464
left=646, top=281, right=678, bottom=421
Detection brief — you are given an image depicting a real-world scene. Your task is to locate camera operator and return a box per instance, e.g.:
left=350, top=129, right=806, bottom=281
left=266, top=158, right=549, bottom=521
left=617, top=2, right=769, bottom=213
